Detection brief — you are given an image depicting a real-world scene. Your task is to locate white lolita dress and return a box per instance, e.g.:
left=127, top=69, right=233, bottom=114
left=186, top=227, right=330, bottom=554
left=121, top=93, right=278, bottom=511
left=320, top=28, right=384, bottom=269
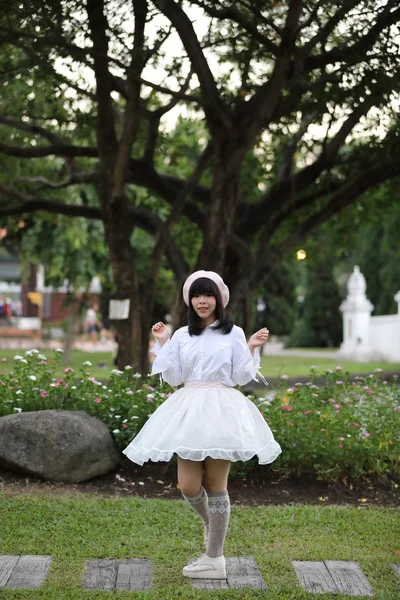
left=123, top=323, right=282, bottom=466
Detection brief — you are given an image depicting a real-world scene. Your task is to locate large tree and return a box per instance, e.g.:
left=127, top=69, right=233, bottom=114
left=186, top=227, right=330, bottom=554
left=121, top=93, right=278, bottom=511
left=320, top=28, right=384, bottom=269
left=1, top=0, right=400, bottom=371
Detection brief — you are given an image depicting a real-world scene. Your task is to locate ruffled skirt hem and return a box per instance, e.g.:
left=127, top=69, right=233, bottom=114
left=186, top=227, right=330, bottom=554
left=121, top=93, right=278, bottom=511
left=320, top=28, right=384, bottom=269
left=123, top=437, right=281, bottom=466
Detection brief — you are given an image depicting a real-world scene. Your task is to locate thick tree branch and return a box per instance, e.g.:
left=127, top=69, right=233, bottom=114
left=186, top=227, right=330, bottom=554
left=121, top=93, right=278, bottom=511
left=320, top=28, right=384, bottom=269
left=304, top=2, right=400, bottom=72
left=256, top=158, right=400, bottom=278
left=154, top=0, right=227, bottom=129
left=86, top=0, right=118, bottom=159
left=112, top=0, right=147, bottom=199
left=241, top=97, right=377, bottom=235
left=237, top=0, right=303, bottom=149
left=188, top=0, right=278, bottom=54
left=0, top=116, right=62, bottom=144
left=0, top=185, right=188, bottom=279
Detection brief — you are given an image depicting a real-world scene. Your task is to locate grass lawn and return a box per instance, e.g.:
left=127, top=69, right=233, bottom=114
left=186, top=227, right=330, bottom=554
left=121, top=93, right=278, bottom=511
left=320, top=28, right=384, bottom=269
left=0, top=493, right=398, bottom=599
left=0, top=348, right=399, bottom=380
left=259, top=355, right=400, bottom=379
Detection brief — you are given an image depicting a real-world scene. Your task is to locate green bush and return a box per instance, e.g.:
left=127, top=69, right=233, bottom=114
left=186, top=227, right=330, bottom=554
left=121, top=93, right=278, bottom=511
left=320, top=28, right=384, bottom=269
left=251, top=366, right=400, bottom=481
left=0, top=349, right=170, bottom=447
left=0, top=350, right=399, bottom=482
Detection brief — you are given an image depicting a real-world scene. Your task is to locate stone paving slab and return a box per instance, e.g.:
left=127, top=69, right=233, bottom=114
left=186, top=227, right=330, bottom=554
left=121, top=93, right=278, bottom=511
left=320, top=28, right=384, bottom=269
left=189, top=556, right=267, bottom=590
left=392, top=564, right=400, bottom=577
left=0, top=555, right=52, bottom=589
left=82, top=558, right=152, bottom=591
left=293, top=560, right=373, bottom=596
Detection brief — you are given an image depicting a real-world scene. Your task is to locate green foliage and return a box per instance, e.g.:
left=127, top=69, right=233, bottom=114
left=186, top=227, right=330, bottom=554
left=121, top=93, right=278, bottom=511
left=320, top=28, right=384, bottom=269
left=252, top=366, right=400, bottom=482
left=0, top=349, right=172, bottom=448
left=1, top=350, right=399, bottom=483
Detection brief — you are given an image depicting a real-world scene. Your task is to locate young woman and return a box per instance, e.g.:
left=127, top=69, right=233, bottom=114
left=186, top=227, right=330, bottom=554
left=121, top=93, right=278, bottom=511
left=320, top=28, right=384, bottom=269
left=123, top=270, right=281, bottom=579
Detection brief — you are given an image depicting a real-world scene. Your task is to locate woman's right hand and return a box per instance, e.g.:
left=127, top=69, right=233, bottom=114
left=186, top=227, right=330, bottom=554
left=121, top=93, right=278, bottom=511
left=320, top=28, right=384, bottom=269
left=151, top=322, right=170, bottom=344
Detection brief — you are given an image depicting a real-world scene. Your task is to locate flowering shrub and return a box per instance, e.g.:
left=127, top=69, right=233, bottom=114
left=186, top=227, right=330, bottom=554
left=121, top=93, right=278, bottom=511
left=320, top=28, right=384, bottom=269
left=252, top=366, right=400, bottom=481
left=0, top=349, right=172, bottom=447
left=0, top=352, right=399, bottom=481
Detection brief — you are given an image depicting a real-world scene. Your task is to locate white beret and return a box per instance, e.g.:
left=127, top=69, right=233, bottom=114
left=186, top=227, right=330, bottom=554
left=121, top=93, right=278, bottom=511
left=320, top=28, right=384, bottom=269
left=182, top=270, right=230, bottom=308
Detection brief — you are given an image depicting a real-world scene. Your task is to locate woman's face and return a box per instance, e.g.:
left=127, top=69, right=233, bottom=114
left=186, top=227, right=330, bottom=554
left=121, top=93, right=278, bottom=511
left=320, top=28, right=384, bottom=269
left=191, top=293, right=217, bottom=326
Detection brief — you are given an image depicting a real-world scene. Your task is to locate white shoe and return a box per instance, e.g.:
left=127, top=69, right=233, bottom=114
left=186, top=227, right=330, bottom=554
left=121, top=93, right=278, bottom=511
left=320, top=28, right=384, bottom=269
left=182, top=554, right=226, bottom=579
left=203, top=522, right=209, bottom=547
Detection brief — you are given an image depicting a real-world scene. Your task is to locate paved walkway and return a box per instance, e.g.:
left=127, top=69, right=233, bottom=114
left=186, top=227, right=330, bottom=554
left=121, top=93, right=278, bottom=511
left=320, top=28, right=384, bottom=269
left=1, top=554, right=399, bottom=594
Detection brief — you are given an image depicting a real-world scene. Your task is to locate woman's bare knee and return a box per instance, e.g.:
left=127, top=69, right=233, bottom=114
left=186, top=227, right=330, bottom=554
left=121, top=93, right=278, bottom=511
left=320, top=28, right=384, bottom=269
left=177, top=458, right=203, bottom=496
left=204, top=458, right=230, bottom=493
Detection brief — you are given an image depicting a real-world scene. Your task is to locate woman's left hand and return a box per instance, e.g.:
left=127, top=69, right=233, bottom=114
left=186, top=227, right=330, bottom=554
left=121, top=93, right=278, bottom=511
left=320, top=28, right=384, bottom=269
left=248, top=327, right=269, bottom=350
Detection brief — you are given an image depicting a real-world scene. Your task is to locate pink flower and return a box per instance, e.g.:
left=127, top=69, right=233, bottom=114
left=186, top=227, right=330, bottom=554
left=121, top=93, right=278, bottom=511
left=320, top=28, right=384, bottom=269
left=294, top=382, right=303, bottom=386
left=89, top=377, right=96, bottom=383
left=292, top=387, right=298, bottom=392
left=335, top=366, right=342, bottom=370
left=1, top=358, right=6, bottom=362
left=351, top=382, right=357, bottom=387
left=64, top=367, right=74, bottom=373
left=374, top=368, right=382, bottom=373
left=304, top=410, right=312, bottom=415
left=282, top=406, right=293, bottom=411
left=333, top=403, right=341, bottom=409
left=280, top=374, right=288, bottom=380
left=146, top=397, right=154, bottom=403
left=288, top=422, right=294, bottom=426
left=320, top=428, right=326, bottom=432
left=312, top=393, right=319, bottom=397
left=336, top=381, right=343, bottom=385
left=122, top=424, right=128, bottom=429
left=338, top=443, right=343, bottom=448
left=339, top=437, right=345, bottom=441
left=64, top=385, right=69, bottom=390
left=354, top=422, right=360, bottom=427
left=364, top=432, right=370, bottom=437
left=367, top=389, right=374, bottom=394
left=95, top=397, right=101, bottom=403
left=40, top=390, right=48, bottom=398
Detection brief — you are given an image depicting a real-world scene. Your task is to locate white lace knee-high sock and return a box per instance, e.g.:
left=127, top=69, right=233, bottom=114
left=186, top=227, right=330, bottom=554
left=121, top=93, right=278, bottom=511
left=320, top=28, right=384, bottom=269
left=183, top=486, right=209, bottom=527
left=207, top=491, right=230, bottom=558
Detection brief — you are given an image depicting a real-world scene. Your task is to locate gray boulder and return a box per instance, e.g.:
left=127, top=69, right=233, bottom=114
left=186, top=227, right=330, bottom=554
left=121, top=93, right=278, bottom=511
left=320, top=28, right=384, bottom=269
left=0, top=410, right=121, bottom=483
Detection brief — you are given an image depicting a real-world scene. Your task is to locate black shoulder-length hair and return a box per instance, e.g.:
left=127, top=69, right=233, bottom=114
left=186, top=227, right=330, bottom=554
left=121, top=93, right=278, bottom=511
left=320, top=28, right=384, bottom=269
left=187, top=277, right=234, bottom=336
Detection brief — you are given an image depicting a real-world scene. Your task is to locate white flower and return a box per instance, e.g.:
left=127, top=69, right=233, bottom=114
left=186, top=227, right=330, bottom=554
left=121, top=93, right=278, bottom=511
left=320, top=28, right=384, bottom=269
left=71, top=386, right=77, bottom=390
left=132, top=405, right=138, bottom=408
left=122, top=419, right=128, bottom=423
left=115, top=415, right=121, bottom=419
left=102, top=385, right=107, bottom=390
left=26, top=349, right=39, bottom=356
left=112, top=429, right=120, bottom=434
left=55, top=348, right=64, bottom=353
left=124, top=365, right=132, bottom=370
left=133, top=373, right=141, bottom=379
left=16, top=390, right=23, bottom=395
left=13, top=355, right=24, bottom=360
left=28, top=375, right=37, bottom=381
left=37, top=354, right=47, bottom=361
left=82, top=361, right=92, bottom=367
left=111, top=369, right=123, bottom=375
left=138, top=481, right=145, bottom=486
left=14, top=407, right=22, bottom=412
left=131, top=416, right=139, bottom=419
left=126, top=390, right=133, bottom=395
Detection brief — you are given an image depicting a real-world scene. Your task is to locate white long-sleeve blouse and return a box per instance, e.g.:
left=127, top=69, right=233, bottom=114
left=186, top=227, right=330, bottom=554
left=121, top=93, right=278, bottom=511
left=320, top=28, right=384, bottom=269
left=151, top=323, right=264, bottom=387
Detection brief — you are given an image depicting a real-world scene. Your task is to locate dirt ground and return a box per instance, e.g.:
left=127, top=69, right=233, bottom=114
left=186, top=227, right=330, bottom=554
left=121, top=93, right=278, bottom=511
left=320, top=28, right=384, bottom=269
left=1, top=459, right=399, bottom=508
